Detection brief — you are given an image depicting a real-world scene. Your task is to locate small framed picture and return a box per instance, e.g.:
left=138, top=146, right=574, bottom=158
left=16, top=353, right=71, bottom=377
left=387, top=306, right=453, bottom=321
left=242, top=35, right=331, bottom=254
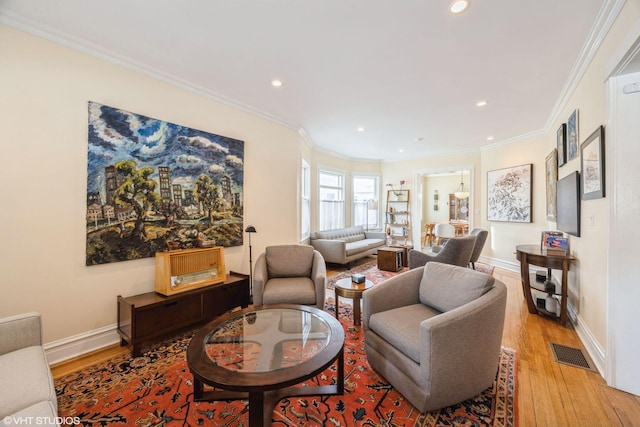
left=557, top=123, right=567, bottom=166
left=581, top=125, right=605, bottom=200
left=545, top=149, right=558, bottom=222
left=567, top=109, right=579, bottom=161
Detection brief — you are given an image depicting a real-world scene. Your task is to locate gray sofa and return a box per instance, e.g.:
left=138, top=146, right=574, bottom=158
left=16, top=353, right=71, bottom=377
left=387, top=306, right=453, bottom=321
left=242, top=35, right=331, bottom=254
left=363, top=262, right=507, bottom=413
left=0, top=312, right=59, bottom=426
left=310, top=226, right=386, bottom=265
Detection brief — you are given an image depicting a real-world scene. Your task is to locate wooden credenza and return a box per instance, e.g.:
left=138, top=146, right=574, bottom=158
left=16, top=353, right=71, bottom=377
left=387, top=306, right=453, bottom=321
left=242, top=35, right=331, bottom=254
left=117, top=271, right=250, bottom=356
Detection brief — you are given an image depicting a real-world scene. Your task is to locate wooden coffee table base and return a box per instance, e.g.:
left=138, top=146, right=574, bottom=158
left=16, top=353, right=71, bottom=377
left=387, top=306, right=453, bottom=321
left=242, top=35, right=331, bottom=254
left=193, top=351, right=344, bottom=426
left=187, top=305, right=345, bottom=427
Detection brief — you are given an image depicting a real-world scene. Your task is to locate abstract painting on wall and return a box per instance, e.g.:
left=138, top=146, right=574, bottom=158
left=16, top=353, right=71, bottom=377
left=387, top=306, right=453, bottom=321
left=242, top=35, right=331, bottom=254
left=487, top=164, right=532, bottom=223
left=86, top=102, right=244, bottom=266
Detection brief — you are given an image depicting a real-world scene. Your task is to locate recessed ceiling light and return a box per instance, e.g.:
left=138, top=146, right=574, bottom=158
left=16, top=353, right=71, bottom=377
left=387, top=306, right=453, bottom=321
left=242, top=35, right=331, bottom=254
left=487, top=136, right=495, bottom=141
left=399, top=148, right=405, bottom=153
left=357, top=127, right=365, bottom=132
left=476, top=100, right=488, bottom=107
left=271, top=80, right=283, bottom=87
left=449, top=0, right=469, bottom=14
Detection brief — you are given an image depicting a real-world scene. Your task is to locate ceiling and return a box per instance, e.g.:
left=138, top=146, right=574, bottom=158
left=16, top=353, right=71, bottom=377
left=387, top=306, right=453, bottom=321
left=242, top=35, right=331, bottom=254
left=0, top=0, right=609, bottom=161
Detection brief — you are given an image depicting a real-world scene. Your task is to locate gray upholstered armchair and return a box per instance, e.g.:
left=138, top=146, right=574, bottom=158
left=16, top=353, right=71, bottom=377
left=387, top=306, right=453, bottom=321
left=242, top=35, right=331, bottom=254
left=253, top=245, right=326, bottom=308
left=362, top=262, right=507, bottom=413
left=408, top=234, right=476, bottom=269
left=468, top=228, right=488, bottom=269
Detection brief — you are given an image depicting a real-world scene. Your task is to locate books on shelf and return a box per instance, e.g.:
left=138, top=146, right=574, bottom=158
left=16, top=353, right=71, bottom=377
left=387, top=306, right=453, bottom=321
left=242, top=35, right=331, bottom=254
left=541, top=230, right=569, bottom=256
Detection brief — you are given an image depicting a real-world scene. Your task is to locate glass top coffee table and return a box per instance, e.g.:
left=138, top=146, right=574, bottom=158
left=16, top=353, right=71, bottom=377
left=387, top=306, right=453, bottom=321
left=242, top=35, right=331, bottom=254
left=187, top=304, right=345, bottom=427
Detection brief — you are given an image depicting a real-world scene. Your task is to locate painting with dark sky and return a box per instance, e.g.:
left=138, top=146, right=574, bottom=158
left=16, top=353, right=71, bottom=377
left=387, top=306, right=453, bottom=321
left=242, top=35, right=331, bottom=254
left=86, top=101, right=244, bottom=265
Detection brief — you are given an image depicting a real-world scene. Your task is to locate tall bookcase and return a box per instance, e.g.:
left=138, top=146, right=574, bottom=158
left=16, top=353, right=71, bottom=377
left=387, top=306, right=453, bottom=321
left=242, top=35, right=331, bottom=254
left=385, top=189, right=410, bottom=245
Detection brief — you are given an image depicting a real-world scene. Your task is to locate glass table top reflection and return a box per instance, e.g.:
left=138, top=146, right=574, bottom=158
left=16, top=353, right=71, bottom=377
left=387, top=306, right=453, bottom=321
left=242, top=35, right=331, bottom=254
left=204, top=308, right=333, bottom=373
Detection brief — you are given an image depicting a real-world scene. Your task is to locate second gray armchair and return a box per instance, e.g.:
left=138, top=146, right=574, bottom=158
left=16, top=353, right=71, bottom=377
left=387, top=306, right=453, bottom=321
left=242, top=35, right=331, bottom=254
left=253, top=244, right=326, bottom=308
left=408, top=234, right=476, bottom=270
left=468, top=228, right=489, bottom=269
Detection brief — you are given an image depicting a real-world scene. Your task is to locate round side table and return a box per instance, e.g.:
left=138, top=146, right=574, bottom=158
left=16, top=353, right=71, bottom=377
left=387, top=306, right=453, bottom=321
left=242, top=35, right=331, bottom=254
left=334, top=277, right=373, bottom=326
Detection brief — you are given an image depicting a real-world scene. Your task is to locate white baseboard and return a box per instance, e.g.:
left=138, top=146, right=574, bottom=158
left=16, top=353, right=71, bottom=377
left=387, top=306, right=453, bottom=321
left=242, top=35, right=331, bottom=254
left=483, top=255, right=606, bottom=379
left=478, top=255, right=519, bottom=273
left=568, top=303, right=606, bottom=377
left=43, top=323, right=120, bottom=365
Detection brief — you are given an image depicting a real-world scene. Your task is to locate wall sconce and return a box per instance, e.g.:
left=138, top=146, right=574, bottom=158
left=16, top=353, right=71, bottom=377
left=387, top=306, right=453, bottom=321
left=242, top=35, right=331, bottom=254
left=433, top=190, right=439, bottom=211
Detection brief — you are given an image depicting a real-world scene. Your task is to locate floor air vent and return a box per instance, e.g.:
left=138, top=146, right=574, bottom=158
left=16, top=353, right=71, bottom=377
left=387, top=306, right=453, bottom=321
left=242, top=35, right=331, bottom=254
left=549, top=342, right=596, bottom=372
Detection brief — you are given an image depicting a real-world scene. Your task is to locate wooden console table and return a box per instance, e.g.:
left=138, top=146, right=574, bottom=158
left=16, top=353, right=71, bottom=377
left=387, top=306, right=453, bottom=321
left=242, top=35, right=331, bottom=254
left=516, top=244, right=574, bottom=326
left=118, top=271, right=250, bottom=356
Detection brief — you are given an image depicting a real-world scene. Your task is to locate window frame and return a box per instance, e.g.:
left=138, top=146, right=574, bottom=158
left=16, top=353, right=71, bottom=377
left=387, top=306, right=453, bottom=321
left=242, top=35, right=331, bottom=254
left=301, top=159, right=311, bottom=240
left=352, top=173, right=380, bottom=230
left=318, top=168, right=346, bottom=231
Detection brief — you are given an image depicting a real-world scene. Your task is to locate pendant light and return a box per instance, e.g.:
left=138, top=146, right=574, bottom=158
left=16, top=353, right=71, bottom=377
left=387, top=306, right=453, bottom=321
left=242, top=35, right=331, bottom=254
left=454, top=171, right=469, bottom=199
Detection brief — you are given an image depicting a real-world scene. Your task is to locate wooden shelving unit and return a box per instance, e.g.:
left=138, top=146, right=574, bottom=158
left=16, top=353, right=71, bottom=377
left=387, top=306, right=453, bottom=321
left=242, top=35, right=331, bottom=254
left=385, top=189, right=410, bottom=245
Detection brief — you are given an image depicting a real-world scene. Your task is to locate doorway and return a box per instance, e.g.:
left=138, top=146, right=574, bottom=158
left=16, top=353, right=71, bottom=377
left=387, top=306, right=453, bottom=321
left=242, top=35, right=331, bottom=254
left=412, top=167, right=473, bottom=249
left=606, top=70, right=640, bottom=396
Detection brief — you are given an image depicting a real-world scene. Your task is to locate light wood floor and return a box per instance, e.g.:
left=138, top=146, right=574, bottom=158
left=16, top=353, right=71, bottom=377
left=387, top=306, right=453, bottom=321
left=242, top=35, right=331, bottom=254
left=51, top=265, right=640, bottom=426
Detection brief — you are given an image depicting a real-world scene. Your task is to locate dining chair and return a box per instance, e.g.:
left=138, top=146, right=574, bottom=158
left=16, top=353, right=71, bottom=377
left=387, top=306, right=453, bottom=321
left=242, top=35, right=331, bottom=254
left=422, top=223, right=436, bottom=247
left=434, top=223, right=455, bottom=245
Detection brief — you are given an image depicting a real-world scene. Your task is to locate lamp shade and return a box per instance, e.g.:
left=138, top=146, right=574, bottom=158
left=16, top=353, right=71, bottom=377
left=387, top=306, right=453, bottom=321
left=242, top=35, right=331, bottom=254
left=245, top=225, right=257, bottom=233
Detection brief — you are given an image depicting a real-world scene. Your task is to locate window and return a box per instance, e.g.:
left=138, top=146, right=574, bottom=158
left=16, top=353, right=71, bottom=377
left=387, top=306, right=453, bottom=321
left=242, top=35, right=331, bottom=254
left=353, top=175, right=379, bottom=230
left=318, top=169, right=345, bottom=231
left=301, top=159, right=311, bottom=239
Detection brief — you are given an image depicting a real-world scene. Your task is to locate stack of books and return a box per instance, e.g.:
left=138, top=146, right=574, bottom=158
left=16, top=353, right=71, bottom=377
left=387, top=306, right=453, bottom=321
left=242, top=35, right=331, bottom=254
left=541, top=231, right=569, bottom=256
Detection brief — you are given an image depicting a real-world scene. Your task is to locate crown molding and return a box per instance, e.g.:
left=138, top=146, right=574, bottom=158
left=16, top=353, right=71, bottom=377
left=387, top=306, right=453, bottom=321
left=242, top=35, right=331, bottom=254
left=0, top=11, right=299, bottom=132
left=606, top=15, right=640, bottom=78
left=543, top=0, right=625, bottom=132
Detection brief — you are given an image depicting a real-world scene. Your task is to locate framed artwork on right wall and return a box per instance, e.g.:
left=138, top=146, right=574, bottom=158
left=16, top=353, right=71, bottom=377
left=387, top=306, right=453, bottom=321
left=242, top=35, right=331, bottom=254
left=557, top=123, right=567, bottom=166
left=545, top=149, right=558, bottom=222
left=567, top=109, right=579, bottom=161
left=581, top=125, right=605, bottom=200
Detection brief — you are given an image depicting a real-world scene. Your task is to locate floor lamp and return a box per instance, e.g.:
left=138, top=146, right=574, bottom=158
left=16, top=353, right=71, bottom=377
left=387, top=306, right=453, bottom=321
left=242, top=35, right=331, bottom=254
left=245, top=225, right=257, bottom=299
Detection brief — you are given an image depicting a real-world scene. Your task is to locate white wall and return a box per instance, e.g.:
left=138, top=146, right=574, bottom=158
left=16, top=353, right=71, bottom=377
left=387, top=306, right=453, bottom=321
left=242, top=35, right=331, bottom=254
left=0, top=25, right=304, bottom=345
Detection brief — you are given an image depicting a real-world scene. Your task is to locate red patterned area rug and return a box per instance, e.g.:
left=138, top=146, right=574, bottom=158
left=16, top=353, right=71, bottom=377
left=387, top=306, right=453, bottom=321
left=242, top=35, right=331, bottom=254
left=55, top=309, right=516, bottom=426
